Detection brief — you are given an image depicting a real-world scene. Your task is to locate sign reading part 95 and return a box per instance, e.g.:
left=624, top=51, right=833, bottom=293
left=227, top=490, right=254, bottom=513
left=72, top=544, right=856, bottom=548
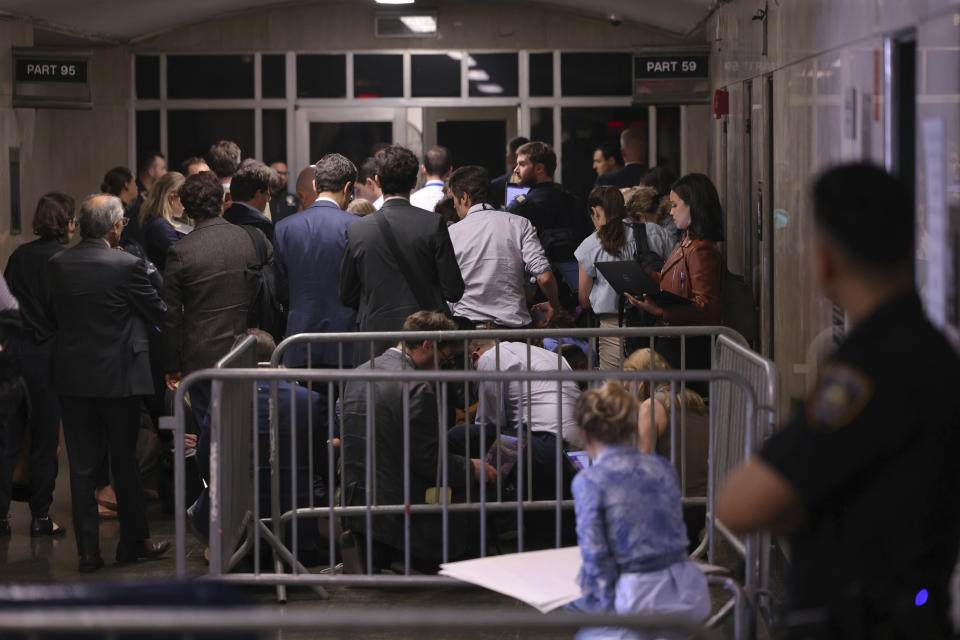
left=16, top=58, right=88, bottom=83
left=635, top=55, right=709, bottom=79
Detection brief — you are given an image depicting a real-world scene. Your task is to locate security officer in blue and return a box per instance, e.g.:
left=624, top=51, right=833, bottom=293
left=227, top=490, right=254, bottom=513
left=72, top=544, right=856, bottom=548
left=506, top=141, right=589, bottom=263
left=718, top=163, right=960, bottom=639
left=268, top=161, right=300, bottom=223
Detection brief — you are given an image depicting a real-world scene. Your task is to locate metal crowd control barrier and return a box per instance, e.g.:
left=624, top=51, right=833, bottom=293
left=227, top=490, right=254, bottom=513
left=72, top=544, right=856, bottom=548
left=168, top=356, right=759, bottom=637
left=708, top=335, right=778, bottom=632
left=0, top=606, right=721, bottom=639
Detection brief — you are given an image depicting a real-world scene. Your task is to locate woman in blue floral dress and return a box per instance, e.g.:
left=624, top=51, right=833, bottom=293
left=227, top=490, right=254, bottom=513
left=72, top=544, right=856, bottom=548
left=568, top=381, right=710, bottom=638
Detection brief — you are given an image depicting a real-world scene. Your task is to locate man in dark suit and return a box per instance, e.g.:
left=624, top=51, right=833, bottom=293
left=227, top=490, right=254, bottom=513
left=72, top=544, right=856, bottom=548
left=341, top=311, right=495, bottom=572
left=162, top=172, right=266, bottom=481
left=595, top=126, right=648, bottom=189
left=275, top=154, right=357, bottom=368
left=48, top=194, right=169, bottom=572
left=489, top=135, right=528, bottom=209
left=339, top=145, right=464, bottom=359
left=223, top=160, right=276, bottom=242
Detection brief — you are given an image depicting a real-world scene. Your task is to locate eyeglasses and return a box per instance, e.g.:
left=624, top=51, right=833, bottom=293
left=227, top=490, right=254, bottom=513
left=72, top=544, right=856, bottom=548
left=116, top=217, right=128, bottom=229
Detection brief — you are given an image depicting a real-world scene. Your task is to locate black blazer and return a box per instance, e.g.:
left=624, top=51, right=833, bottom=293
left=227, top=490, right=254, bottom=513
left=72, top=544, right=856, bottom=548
left=4, top=238, right=63, bottom=343
left=489, top=170, right=512, bottom=209
left=48, top=239, right=166, bottom=398
left=339, top=198, right=464, bottom=335
left=224, top=202, right=275, bottom=243
left=341, top=349, right=471, bottom=562
left=595, top=162, right=647, bottom=189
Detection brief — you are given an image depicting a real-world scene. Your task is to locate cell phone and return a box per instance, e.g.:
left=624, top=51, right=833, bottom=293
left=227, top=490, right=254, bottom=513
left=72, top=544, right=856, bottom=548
left=531, top=308, right=546, bottom=325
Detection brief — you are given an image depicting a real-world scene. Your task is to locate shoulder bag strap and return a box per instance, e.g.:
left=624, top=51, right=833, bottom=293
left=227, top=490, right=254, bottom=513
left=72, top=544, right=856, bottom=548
left=240, top=224, right=267, bottom=265
left=633, top=222, right=650, bottom=260
left=374, top=212, right=435, bottom=311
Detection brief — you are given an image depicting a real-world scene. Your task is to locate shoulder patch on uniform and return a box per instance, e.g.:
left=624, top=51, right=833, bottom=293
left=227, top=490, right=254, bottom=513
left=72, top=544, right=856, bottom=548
left=805, top=364, right=873, bottom=432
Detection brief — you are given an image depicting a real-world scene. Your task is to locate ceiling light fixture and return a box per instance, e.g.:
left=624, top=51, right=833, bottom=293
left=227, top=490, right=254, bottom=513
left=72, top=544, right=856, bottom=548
left=475, top=83, right=504, bottom=95
left=399, top=15, right=436, bottom=32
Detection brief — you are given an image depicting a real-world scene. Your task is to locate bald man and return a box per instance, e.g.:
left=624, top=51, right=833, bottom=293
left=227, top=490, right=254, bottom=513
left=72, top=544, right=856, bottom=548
left=294, top=165, right=319, bottom=212
left=595, top=127, right=648, bottom=189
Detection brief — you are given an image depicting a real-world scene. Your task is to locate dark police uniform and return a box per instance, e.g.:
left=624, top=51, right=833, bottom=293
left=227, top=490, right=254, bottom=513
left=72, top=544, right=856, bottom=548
left=759, top=291, right=960, bottom=639
left=271, top=191, right=300, bottom=224
left=506, top=181, right=588, bottom=262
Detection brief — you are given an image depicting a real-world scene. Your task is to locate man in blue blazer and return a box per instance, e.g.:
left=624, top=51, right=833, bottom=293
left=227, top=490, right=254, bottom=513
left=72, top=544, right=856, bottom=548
left=274, top=155, right=358, bottom=368
left=595, top=127, right=648, bottom=189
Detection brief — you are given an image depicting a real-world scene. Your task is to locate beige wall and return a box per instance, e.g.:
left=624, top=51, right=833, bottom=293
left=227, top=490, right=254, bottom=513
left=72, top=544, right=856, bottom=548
left=707, top=0, right=960, bottom=413
left=0, top=18, right=131, bottom=266
left=134, top=0, right=679, bottom=52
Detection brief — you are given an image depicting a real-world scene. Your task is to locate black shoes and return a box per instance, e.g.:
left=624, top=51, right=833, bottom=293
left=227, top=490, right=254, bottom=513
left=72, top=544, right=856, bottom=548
left=115, top=539, right=170, bottom=563
left=78, top=554, right=104, bottom=573
left=30, top=515, right=66, bottom=537
left=0, top=519, right=9, bottom=537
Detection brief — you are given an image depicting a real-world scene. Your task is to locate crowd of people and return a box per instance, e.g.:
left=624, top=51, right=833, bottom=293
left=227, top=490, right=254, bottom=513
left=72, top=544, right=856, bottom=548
left=0, top=126, right=957, bottom=639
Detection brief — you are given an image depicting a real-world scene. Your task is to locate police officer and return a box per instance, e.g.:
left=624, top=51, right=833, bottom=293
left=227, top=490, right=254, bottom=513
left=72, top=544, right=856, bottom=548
left=506, top=141, right=589, bottom=263
left=269, top=160, right=300, bottom=223
left=718, top=163, right=960, bottom=639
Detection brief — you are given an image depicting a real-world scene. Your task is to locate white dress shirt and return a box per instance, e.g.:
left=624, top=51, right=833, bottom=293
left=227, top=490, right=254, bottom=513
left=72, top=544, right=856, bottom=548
left=409, top=180, right=446, bottom=212
left=373, top=194, right=384, bottom=210
left=476, top=342, right=582, bottom=445
left=448, top=204, right=551, bottom=327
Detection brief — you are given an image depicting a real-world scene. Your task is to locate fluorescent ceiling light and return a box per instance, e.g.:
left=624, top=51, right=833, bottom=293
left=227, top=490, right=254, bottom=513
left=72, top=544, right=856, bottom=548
left=399, top=15, right=436, bottom=32
left=467, top=69, right=489, bottom=81
left=376, top=0, right=415, bottom=4
left=475, top=83, right=503, bottom=94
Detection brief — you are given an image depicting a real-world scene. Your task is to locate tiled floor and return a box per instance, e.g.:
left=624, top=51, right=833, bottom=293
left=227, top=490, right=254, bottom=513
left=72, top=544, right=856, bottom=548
left=2, top=448, right=760, bottom=639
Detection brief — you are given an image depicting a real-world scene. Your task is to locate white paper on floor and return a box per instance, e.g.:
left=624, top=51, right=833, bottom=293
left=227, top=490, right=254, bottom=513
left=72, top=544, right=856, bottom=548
left=440, top=547, right=729, bottom=614
left=440, top=546, right=583, bottom=614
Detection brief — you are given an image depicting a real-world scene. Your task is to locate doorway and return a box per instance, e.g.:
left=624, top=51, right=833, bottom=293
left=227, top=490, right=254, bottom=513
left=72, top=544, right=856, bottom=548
left=295, top=107, right=406, bottom=171
left=423, top=107, right=518, bottom=180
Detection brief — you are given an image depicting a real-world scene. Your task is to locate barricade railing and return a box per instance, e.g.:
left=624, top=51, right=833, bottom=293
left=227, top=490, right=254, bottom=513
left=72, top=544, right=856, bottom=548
left=166, top=358, right=760, bottom=638
left=0, top=606, right=721, bottom=639
left=709, top=335, right=778, bottom=632
left=268, top=326, right=748, bottom=537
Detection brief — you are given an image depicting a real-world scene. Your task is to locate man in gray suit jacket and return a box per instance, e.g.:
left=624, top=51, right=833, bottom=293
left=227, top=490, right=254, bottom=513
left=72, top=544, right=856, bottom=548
left=339, top=145, right=464, bottom=359
left=161, top=172, right=266, bottom=480
left=48, top=194, right=168, bottom=572
left=341, top=311, right=496, bottom=572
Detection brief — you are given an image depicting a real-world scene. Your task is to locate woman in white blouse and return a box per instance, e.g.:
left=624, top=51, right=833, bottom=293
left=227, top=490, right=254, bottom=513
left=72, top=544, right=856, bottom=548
left=576, top=186, right=671, bottom=370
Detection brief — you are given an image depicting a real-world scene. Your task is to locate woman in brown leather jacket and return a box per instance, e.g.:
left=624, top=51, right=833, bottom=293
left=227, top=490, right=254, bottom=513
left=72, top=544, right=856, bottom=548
left=625, top=173, right=724, bottom=326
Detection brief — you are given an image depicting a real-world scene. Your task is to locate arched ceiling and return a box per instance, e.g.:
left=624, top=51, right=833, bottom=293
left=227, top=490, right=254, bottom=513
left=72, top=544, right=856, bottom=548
left=0, top=0, right=717, bottom=43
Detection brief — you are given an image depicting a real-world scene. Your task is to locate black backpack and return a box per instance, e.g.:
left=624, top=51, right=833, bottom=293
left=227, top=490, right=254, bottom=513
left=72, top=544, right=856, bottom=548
left=240, top=225, right=284, bottom=343
left=618, top=223, right=666, bottom=331
left=722, top=268, right=759, bottom=347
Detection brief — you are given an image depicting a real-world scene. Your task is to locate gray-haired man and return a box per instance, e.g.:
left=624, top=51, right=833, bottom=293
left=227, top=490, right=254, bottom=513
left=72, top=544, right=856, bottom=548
left=48, top=194, right=168, bottom=572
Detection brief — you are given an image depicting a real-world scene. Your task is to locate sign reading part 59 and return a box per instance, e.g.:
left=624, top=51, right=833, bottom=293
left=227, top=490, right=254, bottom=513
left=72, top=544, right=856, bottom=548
left=635, top=55, right=709, bottom=79
left=16, top=59, right=88, bottom=83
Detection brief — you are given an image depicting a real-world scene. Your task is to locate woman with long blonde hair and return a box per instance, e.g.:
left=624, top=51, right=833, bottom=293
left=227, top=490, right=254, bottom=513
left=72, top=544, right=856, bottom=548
left=140, top=171, right=186, bottom=272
